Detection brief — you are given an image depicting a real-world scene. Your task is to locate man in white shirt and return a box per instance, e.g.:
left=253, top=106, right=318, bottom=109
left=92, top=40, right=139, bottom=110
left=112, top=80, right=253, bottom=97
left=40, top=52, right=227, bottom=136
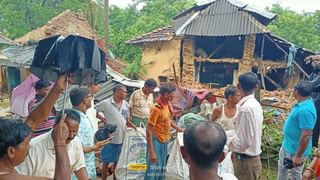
left=87, top=83, right=101, bottom=133
left=228, top=72, right=263, bottom=180
left=17, top=109, right=88, bottom=180
left=181, top=121, right=237, bottom=180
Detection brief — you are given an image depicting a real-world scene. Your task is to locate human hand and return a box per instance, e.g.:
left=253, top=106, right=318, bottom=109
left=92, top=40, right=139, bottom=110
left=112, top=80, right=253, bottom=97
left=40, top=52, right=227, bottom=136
left=53, top=74, right=73, bottom=93
left=52, top=114, right=69, bottom=146
left=127, top=120, right=137, bottom=130
left=177, top=128, right=185, bottom=132
left=94, top=137, right=112, bottom=150
left=302, top=169, right=313, bottom=180
left=150, top=152, right=157, bottom=163
left=292, top=155, right=304, bottom=167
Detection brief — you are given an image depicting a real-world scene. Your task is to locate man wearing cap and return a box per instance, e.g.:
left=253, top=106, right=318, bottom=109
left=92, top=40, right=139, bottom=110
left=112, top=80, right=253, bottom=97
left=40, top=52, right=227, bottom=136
left=70, top=87, right=109, bottom=180
left=28, top=79, right=56, bottom=138
left=129, top=79, right=157, bottom=127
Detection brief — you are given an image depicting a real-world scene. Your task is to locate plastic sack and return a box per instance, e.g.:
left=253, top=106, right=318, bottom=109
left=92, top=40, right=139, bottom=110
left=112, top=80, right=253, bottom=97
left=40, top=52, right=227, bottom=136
left=218, top=151, right=234, bottom=175
left=115, top=128, right=147, bottom=180
left=165, top=139, right=189, bottom=180
left=177, top=113, right=206, bottom=128
left=218, top=130, right=235, bottom=175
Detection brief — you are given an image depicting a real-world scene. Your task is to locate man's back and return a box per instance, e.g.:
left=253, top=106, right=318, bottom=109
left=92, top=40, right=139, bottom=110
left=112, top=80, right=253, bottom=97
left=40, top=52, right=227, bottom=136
left=234, top=95, right=263, bottom=156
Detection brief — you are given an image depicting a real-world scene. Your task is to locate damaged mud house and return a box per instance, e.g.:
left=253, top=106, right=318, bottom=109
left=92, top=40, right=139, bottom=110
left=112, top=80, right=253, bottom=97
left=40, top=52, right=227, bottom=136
left=126, top=0, right=315, bottom=110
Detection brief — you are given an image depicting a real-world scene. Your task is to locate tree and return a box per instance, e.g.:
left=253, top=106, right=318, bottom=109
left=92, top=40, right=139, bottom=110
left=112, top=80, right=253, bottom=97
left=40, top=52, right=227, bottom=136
left=0, top=0, right=90, bottom=39
left=0, top=0, right=195, bottom=78
left=2, top=1, right=318, bottom=78
left=108, top=0, right=195, bottom=78
left=267, top=4, right=320, bottom=52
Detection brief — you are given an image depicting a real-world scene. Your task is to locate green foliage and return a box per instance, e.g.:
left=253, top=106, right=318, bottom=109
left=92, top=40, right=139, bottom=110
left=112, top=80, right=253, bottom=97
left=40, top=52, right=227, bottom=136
left=107, top=0, right=195, bottom=78
left=1, top=0, right=319, bottom=78
left=0, top=0, right=195, bottom=78
left=261, top=122, right=283, bottom=162
left=267, top=4, right=320, bottom=52
left=0, top=0, right=89, bottom=39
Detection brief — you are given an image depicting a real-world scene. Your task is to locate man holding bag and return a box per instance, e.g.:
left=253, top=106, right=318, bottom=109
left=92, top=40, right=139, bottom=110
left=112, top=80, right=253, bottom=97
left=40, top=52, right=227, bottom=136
left=145, top=83, right=184, bottom=180
left=96, top=84, right=136, bottom=180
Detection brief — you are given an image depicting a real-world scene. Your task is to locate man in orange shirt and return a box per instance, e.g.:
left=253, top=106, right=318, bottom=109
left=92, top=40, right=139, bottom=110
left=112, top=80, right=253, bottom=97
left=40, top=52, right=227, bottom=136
left=145, top=83, right=184, bottom=180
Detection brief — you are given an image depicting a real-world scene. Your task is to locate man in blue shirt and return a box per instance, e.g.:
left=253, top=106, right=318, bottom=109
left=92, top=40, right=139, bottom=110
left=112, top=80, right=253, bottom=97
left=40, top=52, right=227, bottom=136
left=70, top=87, right=110, bottom=180
left=277, top=80, right=316, bottom=180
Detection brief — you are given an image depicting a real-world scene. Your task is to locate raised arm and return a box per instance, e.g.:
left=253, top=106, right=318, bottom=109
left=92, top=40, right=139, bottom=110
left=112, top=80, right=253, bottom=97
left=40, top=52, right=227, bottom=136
left=26, top=74, right=69, bottom=130
left=51, top=114, right=71, bottom=180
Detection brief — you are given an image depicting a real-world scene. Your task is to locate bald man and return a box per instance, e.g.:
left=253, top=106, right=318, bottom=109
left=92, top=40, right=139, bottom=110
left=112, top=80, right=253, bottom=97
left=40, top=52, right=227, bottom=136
left=181, top=121, right=237, bottom=180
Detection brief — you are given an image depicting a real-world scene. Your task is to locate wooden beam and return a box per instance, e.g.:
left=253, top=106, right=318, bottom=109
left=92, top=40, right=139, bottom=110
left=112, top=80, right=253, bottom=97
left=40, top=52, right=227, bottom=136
left=265, top=75, right=282, bottom=89
left=293, top=60, right=310, bottom=79
left=172, top=63, right=179, bottom=87
left=260, top=102, right=289, bottom=111
left=265, top=35, right=288, bottom=55
left=265, top=34, right=310, bottom=79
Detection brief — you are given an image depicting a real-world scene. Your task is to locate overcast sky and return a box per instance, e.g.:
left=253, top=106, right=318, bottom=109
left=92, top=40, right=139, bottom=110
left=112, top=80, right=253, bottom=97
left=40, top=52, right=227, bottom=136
left=109, top=0, right=319, bottom=13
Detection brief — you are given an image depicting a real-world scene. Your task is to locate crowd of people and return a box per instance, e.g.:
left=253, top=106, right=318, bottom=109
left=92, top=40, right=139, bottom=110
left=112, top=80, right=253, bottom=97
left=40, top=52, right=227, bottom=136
left=0, top=70, right=320, bottom=180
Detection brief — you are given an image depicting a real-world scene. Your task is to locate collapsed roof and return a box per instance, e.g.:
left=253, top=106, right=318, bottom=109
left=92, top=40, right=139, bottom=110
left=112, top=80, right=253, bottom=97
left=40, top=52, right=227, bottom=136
left=173, top=0, right=276, bottom=37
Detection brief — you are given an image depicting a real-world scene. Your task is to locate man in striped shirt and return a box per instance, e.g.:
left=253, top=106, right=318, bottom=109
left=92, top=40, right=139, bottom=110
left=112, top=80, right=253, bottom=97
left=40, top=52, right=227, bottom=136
left=129, top=79, right=157, bottom=127
left=28, top=80, right=56, bottom=138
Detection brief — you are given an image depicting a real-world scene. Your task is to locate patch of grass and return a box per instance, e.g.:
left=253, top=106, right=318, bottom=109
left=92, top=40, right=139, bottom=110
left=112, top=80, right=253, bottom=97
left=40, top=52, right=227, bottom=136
left=261, top=160, right=278, bottom=180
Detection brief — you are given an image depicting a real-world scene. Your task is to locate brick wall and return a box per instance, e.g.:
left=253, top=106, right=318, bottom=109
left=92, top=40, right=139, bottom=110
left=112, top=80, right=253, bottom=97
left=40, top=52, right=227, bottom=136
left=239, top=34, right=256, bottom=74
left=180, top=38, right=195, bottom=87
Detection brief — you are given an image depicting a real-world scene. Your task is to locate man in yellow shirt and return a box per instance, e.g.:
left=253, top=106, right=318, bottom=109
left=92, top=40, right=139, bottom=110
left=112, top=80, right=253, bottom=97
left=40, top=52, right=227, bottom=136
left=145, top=83, right=184, bottom=180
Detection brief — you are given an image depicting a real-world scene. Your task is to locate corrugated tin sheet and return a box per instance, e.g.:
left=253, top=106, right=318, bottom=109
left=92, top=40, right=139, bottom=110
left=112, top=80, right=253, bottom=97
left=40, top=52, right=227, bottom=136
left=0, top=45, right=35, bottom=67
left=174, top=0, right=276, bottom=26
left=173, top=12, right=193, bottom=32
left=1, top=44, right=144, bottom=108
left=126, top=26, right=175, bottom=45
left=0, top=44, right=142, bottom=109
left=55, top=78, right=117, bottom=110
left=106, top=65, right=144, bottom=87
left=55, top=68, right=144, bottom=110
left=175, top=0, right=269, bottom=37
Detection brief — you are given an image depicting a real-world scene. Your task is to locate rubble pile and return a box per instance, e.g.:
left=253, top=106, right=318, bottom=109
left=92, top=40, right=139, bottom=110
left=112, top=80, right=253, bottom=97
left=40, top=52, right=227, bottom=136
left=261, top=89, right=296, bottom=111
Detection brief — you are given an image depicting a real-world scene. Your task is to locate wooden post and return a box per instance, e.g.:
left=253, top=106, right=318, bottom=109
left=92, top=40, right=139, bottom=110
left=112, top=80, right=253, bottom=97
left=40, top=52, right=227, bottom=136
left=265, top=75, right=282, bottom=89
left=255, top=82, right=261, bottom=102
left=265, top=34, right=309, bottom=78
left=259, top=35, right=266, bottom=89
left=104, top=0, right=109, bottom=51
left=172, top=63, right=179, bottom=87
